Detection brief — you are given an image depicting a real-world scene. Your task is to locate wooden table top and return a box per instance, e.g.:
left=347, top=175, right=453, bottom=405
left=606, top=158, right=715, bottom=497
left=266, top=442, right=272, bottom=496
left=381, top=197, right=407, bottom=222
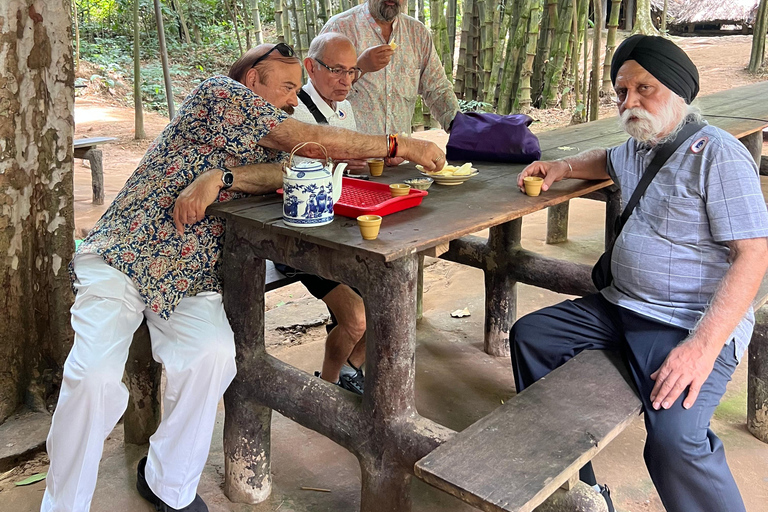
left=210, top=81, right=768, bottom=263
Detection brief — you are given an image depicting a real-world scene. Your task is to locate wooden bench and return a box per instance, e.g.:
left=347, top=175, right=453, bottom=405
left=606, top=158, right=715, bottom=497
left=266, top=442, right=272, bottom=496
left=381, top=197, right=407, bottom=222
left=123, top=260, right=298, bottom=444
left=73, top=137, right=116, bottom=205
left=414, top=350, right=640, bottom=512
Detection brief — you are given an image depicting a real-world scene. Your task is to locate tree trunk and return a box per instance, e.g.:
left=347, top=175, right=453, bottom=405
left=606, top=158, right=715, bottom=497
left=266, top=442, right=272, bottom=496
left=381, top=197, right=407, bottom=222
left=153, top=0, right=176, bottom=118
left=589, top=0, right=603, bottom=121
left=0, top=0, right=75, bottom=423
left=134, top=0, right=146, bottom=139
left=570, top=0, right=581, bottom=105
left=485, top=0, right=516, bottom=104
left=170, top=0, right=192, bottom=44
left=225, top=0, right=244, bottom=54
left=601, top=0, right=621, bottom=95
left=624, top=0, right=634, bottom=30
left=631, top=0, right=658, bottom=35
left=73, top=0, right=80, bottom=72
left=252, top=0, right=264, bottom=44
left=454, top=0, right=474, bottom=97
left=541, top=0, right=574, bottom=108
left=750, top=0, right=768, bottom=72
left=447, top=0, right=458, bottom=64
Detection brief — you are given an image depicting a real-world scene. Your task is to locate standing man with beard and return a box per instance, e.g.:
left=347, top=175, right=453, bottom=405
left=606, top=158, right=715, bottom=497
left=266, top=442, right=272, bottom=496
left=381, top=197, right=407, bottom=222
left=41, top=43, right=445, bottom=512
left=511, top=35, right=768, bottom=512
left=320, top=0, right=459, bottom=165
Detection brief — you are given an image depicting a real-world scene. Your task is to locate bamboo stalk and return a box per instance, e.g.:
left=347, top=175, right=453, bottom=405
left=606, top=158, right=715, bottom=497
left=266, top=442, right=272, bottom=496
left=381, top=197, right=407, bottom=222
left=305, top=0, right=317, bottom=41
left=541, top=0, right=574, bottom=107
left=225, top=0, right=244, bottom=55
left=252, top=0, right=264, bottom=44
left=454, top=0, right=475, bottom=97
left=589, top=0, right=602, bottom=121
left=133, top=0, right=145, bottom=139
left=170, top=0, right=191, bottom=44
left=600, top=0, right=621, bottom=95
left=750, top=0, right=768, bottom=72
left=518, top=0, right=541, bottom=112
left=570, top=0, right=580, bottom=104
left=485, top=0, right=515, bottom=104
left=286, top=0, right=301, bottom=51
left=275, top=0, right=285, bottom=43
left=295, top=0, right=310, bottom=59
left=447, top=0, right=458, bottom=63
left=507, top=0, right=537, bottom=112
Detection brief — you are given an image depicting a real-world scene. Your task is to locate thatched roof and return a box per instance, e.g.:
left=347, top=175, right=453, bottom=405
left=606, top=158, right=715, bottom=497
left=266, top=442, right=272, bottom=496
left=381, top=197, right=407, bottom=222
left=651, top=0, right=759, bottom=25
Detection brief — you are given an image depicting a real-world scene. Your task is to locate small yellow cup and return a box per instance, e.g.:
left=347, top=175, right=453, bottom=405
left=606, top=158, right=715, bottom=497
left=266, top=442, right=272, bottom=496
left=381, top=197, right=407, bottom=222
left=389, top=183, right=411, bottom=197
left=368, top=159, right=385, bottom=177
left=357, top=215, right=382, bottom=240
left=523, top=176, right=544, bottom=197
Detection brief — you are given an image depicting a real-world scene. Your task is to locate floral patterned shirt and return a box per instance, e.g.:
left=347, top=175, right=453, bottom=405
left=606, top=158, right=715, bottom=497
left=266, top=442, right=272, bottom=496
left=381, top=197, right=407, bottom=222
left=75, top=76, right=288, bottom=319
left=320, top=3, right=459, bottom=135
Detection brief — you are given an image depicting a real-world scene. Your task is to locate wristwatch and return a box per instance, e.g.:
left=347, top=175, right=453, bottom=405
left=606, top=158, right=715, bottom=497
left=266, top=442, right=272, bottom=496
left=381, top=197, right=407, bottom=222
left=220, top=168, right=234, bottom=190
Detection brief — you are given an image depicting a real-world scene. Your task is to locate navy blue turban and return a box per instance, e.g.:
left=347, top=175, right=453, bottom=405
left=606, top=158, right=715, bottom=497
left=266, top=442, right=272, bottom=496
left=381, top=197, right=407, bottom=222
left=610, top=35, right=700, bottom=104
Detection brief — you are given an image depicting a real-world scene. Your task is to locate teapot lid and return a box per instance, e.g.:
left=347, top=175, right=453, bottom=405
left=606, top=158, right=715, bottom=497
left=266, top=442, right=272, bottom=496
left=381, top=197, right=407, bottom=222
left=291, top=160, right=326, bottom=172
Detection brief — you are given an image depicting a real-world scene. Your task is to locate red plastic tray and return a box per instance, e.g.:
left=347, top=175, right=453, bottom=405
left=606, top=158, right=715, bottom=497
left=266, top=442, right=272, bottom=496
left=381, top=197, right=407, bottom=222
left=278, top=177, right=428, bottom=218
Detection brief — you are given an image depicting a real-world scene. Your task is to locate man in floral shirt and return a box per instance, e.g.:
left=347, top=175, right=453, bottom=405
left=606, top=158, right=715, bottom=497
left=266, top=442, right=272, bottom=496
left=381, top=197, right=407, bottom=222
left=320, top=0, right=459, bottom=147
left=42, top=43, right=445, bottom=512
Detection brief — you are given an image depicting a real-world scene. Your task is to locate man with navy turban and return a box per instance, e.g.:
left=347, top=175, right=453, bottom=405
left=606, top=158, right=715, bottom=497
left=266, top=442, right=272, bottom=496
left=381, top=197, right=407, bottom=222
left=512, top=35, right=768, bottom=511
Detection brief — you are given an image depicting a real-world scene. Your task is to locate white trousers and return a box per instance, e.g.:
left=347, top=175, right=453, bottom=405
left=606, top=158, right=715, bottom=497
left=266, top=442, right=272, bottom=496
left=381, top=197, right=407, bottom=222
left=41, top=255, right=237, bottom=512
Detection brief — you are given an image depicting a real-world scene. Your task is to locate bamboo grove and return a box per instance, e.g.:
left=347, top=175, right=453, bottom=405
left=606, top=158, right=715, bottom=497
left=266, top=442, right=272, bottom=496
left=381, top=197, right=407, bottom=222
left=276, top=0, right=626, bottom=119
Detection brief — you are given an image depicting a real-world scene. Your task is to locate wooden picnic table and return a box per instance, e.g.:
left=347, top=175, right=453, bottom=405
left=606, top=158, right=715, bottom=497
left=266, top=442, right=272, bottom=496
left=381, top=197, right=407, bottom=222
left=208, top=82, right=768, bottom=512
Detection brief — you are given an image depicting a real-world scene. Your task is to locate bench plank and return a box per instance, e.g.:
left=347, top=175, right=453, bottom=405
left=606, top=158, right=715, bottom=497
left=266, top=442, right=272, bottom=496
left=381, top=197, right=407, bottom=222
left=414, top=350, right=641, bottom=512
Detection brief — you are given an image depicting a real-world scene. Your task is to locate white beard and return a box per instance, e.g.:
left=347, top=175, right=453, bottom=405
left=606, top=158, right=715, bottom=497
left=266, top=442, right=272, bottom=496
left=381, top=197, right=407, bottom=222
left=620, top=97, right=686, bottom=146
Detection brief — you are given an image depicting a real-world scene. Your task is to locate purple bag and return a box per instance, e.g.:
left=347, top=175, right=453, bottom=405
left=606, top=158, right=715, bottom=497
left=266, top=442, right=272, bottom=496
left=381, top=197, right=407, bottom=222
left=446, top=112, right=541, bottom=164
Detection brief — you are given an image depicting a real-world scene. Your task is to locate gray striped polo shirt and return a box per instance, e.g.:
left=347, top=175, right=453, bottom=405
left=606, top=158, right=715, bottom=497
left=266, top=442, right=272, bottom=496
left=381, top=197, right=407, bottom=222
left=602, top=123, right=768, bottom=360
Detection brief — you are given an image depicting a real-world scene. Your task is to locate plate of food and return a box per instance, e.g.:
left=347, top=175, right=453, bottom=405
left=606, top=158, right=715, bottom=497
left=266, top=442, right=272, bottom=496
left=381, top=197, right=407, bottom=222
left=416, top=162, right=478, bottom=185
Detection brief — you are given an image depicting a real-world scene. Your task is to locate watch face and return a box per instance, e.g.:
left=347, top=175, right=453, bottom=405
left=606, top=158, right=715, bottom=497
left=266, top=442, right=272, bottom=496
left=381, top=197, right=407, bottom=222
left=222, top=171, right=234, bottom=188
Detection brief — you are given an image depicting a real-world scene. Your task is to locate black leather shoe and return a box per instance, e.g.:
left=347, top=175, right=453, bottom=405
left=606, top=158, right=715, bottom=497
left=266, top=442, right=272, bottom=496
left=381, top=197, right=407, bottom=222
left=597, top=484, right=615, bottom=512
left=136, top=457, right=208, bottom=512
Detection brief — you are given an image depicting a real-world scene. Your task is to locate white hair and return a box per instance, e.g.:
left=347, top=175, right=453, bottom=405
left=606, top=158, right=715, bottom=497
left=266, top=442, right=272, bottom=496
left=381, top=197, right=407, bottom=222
left=619, top=94, right=703, bottom=146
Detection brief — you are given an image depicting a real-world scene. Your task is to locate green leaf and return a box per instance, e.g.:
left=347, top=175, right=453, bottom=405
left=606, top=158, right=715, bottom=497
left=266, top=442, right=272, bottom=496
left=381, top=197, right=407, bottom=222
left=15, top=473, right=47, bottom=486
left=275, top=301, right=286, bottom=307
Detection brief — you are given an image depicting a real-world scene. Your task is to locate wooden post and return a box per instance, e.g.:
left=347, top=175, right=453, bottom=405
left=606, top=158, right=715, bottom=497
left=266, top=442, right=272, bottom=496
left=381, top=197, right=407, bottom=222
left=483, top=219, right=522, bottom=357
left=221, top=229, right=273, bottom=504
left=123, top=321, right=161, bottom=444
left=84, top=148, right=104, bottom=205
left=546, top=202, right=570, bottom=244
left=417, top=254, right=425, bottom=321
left=748, top=306, right=768, bottom=444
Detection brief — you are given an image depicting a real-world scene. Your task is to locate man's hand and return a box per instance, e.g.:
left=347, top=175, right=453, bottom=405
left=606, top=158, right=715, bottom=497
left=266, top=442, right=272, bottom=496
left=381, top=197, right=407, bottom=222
left=516, top=159, right=569, bottom=193
left=649, top=338, right=721, bottom=410
left=337, top=159, right=368, bottom=171
left=385, top=157, right=405, bottom=167
left=357, top=44, right=395, bottom=73
left=173, top=169, right=223, bottom=235
left=398, top=138, right=445, bottom=172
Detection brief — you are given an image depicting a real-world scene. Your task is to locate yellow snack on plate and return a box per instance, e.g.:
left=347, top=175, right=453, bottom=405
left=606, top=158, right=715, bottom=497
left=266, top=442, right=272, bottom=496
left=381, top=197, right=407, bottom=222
left=417, top=163, right=475, bottom=176
left=453, top=163, right=474, bottom=176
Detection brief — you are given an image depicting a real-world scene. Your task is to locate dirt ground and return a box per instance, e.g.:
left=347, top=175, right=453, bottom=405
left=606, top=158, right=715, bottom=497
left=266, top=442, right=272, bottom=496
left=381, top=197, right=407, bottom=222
left=9, top=33, right=768, bottom=512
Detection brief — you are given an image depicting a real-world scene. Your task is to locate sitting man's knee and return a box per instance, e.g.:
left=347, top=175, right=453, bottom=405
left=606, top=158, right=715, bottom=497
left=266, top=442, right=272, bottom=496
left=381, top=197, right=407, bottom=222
left=339, top=303, right=366, bottom=341
left=510, top=313, right=540, bottom=349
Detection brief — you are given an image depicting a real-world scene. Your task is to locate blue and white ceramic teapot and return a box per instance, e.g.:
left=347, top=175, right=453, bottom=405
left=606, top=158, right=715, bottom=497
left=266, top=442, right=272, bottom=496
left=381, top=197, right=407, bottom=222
left=282, top=143, right=347, bottom=227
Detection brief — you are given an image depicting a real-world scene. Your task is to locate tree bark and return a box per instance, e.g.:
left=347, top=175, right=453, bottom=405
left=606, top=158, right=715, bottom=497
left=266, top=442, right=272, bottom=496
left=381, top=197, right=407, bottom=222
left=631, top=0, right=658, bottom=35
left=73, top=0, right=80, bottom=72
left=134, top=0, right=146, bottom=139
left=0, top=0, right=75, bottom=423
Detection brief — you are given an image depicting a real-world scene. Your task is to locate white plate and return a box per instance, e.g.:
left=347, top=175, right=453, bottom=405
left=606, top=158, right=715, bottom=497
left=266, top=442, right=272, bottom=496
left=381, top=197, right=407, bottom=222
left=419, top=170, right=479, bottom=185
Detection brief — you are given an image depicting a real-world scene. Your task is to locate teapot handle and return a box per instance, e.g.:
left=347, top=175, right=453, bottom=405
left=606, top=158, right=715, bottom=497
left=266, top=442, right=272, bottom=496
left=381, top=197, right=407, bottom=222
left=285, top=142, right=331, bottom=173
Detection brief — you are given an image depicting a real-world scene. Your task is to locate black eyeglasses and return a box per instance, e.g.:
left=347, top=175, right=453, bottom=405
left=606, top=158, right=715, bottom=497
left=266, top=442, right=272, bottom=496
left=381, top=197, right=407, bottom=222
left=251, top=43, right=296, bottom=69
left=314, top=58, right=362, bottom=81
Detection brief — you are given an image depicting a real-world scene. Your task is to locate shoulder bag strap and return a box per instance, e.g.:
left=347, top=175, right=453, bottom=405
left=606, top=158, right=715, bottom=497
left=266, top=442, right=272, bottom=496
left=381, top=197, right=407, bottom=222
left=298, top=89, right=329, bottom=125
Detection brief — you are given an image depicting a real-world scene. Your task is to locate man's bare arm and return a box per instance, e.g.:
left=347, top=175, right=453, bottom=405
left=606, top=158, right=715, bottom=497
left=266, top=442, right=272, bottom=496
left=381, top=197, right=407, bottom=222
left=258, top=118, right=444, bottom=171
left=650, top=236, right=768, bottom=410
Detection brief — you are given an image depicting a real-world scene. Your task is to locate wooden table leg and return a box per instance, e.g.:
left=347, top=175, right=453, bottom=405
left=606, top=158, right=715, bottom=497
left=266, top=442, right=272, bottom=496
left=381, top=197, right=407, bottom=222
left=416, top=254, right=424, bottom=321
left=220, top=230, right=273, bottom=504
left=358, top=255, right=419, bottom=512
left=483, top=219, right=521, bottom=357
left=739, top=131, right=762, bottom=170
left=546, top=202, right=570, bottom=244
left=84, top=148, right=104, bottom=205
left=748, top=305, right=768, bottom=444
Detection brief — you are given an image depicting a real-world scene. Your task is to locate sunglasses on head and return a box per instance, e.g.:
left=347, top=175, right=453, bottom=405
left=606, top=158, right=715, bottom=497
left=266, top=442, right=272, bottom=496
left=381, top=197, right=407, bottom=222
left=251, top=43, right=296, bottom=69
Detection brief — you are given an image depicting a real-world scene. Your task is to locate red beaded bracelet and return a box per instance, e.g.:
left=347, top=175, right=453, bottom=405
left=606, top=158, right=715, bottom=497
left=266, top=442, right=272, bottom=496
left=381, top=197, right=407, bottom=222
left=387, top=134, right=399, bottom=158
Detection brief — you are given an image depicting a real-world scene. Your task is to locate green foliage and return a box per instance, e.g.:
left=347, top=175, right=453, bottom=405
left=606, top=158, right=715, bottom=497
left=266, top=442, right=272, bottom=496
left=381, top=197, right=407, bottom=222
left=458, top=99, right=493, bottom=113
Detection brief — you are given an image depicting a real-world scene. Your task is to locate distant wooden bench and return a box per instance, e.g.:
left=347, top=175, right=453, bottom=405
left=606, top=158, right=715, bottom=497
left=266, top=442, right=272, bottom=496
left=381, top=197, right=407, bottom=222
left=123, top=260, right=298, bottom=443
left=415, top=350, right=640, bottom=512
left=74, top=137, right=117, bottom=205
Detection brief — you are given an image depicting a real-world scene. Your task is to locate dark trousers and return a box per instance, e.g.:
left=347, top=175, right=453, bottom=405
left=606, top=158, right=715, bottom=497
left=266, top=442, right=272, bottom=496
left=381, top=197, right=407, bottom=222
left=510, top=294, right=745, bottom=512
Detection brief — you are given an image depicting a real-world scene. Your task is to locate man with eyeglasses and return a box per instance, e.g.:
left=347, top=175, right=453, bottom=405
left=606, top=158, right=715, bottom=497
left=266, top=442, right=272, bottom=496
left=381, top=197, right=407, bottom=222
left=321, top=0, right=459, bottom=165
left=41, top=42, right=445, bottom=512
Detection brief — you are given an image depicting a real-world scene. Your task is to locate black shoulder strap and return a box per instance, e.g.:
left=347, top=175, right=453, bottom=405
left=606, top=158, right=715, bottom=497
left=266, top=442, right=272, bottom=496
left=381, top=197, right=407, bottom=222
left=298, top=89, right=329, bottom=125
left=617, top=122, right=706, bottom=230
